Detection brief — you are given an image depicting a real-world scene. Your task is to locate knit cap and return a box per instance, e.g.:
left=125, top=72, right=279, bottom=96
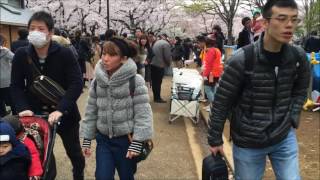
left=0, top=120, right=18, bottom=146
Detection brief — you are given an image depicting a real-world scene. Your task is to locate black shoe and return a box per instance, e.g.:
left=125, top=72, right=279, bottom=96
left=154, top=99, right=167, bottom=103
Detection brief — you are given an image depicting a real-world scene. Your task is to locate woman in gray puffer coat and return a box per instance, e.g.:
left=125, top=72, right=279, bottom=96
left=81, top=37, right=153, bottom=180
left=0, top=34, right=15, bottom=117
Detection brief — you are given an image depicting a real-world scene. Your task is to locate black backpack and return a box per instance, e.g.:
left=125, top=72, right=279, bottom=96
left=202, top=153, right=228, bottom=180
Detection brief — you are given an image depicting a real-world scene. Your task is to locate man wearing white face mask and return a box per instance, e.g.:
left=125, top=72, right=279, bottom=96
left=10, top=11, right=85, bottom=180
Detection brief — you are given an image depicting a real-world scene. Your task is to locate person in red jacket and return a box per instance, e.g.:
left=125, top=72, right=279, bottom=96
left=202, top=33, right=223, bottom=111
left=2, top=115, right=43, bottom=180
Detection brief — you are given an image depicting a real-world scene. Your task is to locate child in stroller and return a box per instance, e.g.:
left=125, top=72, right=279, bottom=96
left=0, top=120, right=30, bottom=180
left=3, top=115, right=56, bottom=180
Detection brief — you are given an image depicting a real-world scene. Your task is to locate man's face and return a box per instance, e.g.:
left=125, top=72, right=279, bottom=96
left=29, top=20, right=53, bottom=40
left=245, top=20, right=252, bottom=29
left=135, top=30, right=142, bottom=38
left=263, top=6, right=299, bottom=44
left=0, top=142, right=12, bottom=156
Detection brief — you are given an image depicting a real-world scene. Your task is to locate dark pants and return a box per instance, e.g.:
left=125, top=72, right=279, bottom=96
left=46, top=123, right=85, bottom=180
left=150, top=65, right=165, bottom=101
left=0, top=87, right=16, bottom=117
left=95, top=133, right=137, bottom=180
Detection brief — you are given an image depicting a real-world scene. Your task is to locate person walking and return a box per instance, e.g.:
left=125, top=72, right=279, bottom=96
left=208, top=0, right=310, bottom=179
left=201, top=34, right=223, bottom=111
left=150, top=35, right=172, bottom=103
left=11, top=28, right=29, bottom=53
left=0, top=34, right=15, bottom=117
left=10, top=11, right=85, bottom=180
left=237, top=17, right=254, bottom=48
left=81, top=37, right=153, bottom=180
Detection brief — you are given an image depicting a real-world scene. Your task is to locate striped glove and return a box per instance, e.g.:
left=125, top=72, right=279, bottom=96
left=128, top=140, right=143, bottom=154
left=82, top=139, right=92, bottom=148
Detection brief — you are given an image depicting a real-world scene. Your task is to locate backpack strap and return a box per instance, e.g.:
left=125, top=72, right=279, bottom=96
left=242, top=44, right=256, bottom=115
left=129, top=75, right=136, bottom=98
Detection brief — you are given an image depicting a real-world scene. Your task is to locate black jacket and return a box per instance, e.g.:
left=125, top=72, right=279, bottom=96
left=304, top=36, right=320, bottom=53
left=11, top=41, right=83, bottom=129
left=237, top=28, right=253, bottom=48
left=208, top=35, right=310, bottom=148
left=11, top=39, right=29, bottom=53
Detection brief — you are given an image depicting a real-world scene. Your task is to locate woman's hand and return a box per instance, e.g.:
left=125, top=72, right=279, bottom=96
left=82, top=147, right=92, bottom=158
left=126, top=150, right=139, bottom=159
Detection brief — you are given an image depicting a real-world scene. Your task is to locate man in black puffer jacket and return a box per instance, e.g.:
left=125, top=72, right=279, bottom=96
left=208, top=0, right=310, bottom=179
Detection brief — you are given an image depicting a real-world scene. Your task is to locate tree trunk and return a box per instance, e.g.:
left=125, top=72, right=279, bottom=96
left=227, top=20, right=234, bottom=45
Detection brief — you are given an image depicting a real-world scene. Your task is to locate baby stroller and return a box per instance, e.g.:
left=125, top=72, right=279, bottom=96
left=19, top=116, right=58, bottom=180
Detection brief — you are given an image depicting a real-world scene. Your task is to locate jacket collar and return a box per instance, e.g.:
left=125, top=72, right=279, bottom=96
left=256, top=32, right=292, bottom=66
left=27, top=40, right=61, bottom=59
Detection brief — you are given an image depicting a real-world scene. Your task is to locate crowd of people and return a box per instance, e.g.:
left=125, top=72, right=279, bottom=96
left=0, top=0, right=318, bottom=179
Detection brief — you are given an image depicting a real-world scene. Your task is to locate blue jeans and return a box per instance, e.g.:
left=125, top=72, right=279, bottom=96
left=204, top=85, right=216, bottom=103
left=233, top=128, right=300, bottom=180
left=95, top=133, right=137, bottom=180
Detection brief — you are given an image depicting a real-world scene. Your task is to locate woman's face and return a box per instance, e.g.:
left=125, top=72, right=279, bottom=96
left=101, top=53, right=123, bottom=72
left=141, top=38, right=147, bottom=46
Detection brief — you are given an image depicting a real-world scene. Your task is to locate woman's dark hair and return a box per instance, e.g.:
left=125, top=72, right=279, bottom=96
left=196, top=35, right=206, bottom=43
left=28, top=11, right=54, bottom=31
left=103, top=37, right=137, bottom=58
left=262, top=0, right=298, bottom=18
left=213, top=25, right=222, bottom=33
left=139, top=34, right=150, bottom=49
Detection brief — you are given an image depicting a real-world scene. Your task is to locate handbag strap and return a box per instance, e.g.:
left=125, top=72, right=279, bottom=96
left=27, top=55, right=42, bottom=77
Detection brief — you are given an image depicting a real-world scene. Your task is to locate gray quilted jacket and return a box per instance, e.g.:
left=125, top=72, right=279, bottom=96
left=81, top=58, right=153, bottom=141
left=208, top=35, right=310, bottom=148
left=0, top=47, right=14, bottom=88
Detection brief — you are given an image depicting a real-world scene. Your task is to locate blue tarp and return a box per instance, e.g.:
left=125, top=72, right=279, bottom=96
left=307, top=52, right=320, bottom=91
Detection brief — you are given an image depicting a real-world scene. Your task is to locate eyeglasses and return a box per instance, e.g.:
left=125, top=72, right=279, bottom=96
left=266, top=17, right=302, bottom=25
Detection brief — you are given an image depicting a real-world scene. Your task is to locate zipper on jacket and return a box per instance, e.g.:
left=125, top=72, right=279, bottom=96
left=272, top=66, right=279, bottom=124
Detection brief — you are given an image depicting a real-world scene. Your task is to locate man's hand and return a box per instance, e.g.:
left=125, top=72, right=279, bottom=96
left=126, top=150, right=139, bottom=159
left=209, top=145, right=224, bottom=156
left=48, top=111, right=63, bottom=125
left=19, top=110, right=34, bottom=117
left=82, top=147, right=92, bottom=158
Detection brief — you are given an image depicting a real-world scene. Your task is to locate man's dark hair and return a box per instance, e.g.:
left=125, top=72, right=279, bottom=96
left=105, top=29, right=116, bottom=41
left=262, top=0, right=298, bottom=18
left=148, top=31, right=155, bottom=36
left=18, top=28, right=29, bottom=39
left=28, top=11, right=54, bottom=31
left=242, top=17, right=251, bottom=26
left=122, top=32, right=128, bottom=38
